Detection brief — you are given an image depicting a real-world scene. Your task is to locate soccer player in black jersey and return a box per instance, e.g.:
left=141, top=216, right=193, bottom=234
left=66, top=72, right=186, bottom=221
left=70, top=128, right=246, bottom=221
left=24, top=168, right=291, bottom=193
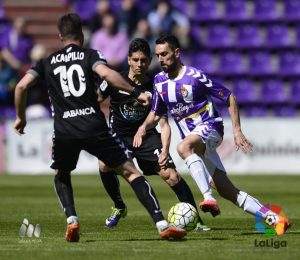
left=13, top=13, right=186, bottom=242
left=98, top=38, right=210, bottom=232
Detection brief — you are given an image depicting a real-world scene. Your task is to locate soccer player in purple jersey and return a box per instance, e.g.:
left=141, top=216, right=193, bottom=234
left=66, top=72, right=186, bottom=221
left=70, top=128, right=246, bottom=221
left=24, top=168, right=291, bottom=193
left=13, top=15, right=186, bottom=242
left=133, top=34, right=291, bottom=235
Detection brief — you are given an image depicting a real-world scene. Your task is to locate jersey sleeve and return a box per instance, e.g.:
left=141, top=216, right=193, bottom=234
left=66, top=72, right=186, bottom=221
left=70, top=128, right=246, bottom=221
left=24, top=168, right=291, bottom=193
left=208, top=79, right=232, bottom=103
left=27, top=59, right=44, bottom=79
left=151, top=83, right=168, bottom=116
left=90, top=49, right=107, bottom=71
left=196, top=71, right=231, bottom=103
left=98, top=79, right=113, bottom=100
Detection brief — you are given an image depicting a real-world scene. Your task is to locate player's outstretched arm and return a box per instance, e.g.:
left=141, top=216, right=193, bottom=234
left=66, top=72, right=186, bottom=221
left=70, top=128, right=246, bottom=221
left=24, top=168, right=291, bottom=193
left=227, top=93, right=253, bottom=153
left=95, top=64, right=150, bottom=106
left=158, top=115, right=171, bottom=168
left=14, top=73, right=36, bottom=135
left=133, top=112, right=161, bottom=148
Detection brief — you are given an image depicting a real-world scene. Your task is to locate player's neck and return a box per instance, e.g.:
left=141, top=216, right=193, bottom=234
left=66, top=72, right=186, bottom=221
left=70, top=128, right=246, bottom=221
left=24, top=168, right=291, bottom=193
left=128, top=70, right=146, bottom=85
left=62, top=39, right=82, bottom=48
left=168, top=63, right=184, bottom=79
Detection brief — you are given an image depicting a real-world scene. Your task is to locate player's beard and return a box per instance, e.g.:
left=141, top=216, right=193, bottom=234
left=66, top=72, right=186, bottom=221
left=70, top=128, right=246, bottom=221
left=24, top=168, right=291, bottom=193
left=162, top=61, right=177, bottom=73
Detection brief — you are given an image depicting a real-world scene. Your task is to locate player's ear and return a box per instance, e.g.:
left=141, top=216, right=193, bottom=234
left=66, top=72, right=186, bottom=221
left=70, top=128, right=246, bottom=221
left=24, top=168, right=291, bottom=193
left=127, top=56, right=131, bottom=66
left=58, top=33, right=63, bottom=42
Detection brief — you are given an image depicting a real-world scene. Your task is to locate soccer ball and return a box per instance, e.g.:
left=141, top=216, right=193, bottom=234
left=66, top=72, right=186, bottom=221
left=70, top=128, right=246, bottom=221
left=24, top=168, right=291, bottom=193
left=265, top=213, right=277, bottom=226
left=168, top=202, right=199, bottom=232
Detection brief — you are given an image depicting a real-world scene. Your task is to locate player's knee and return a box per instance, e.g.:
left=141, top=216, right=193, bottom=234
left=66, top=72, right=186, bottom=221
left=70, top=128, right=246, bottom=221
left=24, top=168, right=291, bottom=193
left=55, top=169, right=71, bottom=176
left=176, top=140, right=191, bottom=158
left=114, top=160, right=141, bottom=182
left=98, top=160, right=110, bottom=172
left=160, top=169, right=180, bottom=186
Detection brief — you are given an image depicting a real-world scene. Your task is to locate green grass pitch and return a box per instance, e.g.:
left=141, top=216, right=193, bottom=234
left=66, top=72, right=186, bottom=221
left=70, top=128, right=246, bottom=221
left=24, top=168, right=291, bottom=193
left=0, top=174, right=299, bottom=260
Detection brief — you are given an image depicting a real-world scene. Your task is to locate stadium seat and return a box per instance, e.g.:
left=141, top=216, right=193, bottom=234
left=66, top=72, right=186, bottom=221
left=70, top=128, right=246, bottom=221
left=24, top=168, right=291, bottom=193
left=190, top=51, right=216, bottom=74
left=224, top=0, right=250, bottom=21
left=248, top=51, right=276, bottom=76
left=170, top=0, right=189, bottom=16
left=236, top=24, right=262, bottom=48
left=284, top=0, right=300, bottom=21
left=232, top=79, right=258, bottom=105
left=260, top=79, right=287, bottom=105
left=296, top=24, right=300, bottom=47
left=265, top=24, right=293, bottom=48
left=218, top=51, right=246, bottom=75
left=290, top=79, right=300, bottom=105
left=193, top=0, right=220, bottom=21
left=190, top=23, right=202, bottom=45
left=205, top=24, right=233, bottom=48
left=273, top=105, right=297, bottom=117
left=243, top=106, right=268, bottom=117
left=279, top=51, right=300, bottom=76
left=253, top=0, right=281, bottom=21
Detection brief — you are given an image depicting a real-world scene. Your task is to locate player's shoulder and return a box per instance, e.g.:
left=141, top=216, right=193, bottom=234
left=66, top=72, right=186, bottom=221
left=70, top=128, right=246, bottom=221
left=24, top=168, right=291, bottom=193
left=184, top=65, right=204, bottom=78
left=154, top=71, right=167, bottom=83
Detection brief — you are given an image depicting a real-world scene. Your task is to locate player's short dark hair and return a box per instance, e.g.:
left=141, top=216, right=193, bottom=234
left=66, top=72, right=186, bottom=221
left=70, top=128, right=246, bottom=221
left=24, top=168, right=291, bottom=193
left=128, top=38, right=151, bottom=58
left=57, top=13, right=83, bottom=42
left=155, top=33, right=180, bottom=51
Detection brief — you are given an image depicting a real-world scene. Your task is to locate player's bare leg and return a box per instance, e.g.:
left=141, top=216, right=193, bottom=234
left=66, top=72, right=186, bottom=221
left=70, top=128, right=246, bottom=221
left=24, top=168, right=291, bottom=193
left=212, top=168, right=291, bottom=235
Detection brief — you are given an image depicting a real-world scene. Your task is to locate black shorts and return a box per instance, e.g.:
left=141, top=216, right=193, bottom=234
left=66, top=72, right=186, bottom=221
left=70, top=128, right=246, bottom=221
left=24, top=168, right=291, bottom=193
left=119, top=132, right=176, bottom=175
left=51, top=130, right=129, bottom=171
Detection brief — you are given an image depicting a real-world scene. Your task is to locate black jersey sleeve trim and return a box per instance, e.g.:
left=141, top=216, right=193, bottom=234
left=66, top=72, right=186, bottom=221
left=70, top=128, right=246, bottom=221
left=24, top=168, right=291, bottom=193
left=92, top=60, right=107, bottom=71
left=27, top=69, right=39, bottom=78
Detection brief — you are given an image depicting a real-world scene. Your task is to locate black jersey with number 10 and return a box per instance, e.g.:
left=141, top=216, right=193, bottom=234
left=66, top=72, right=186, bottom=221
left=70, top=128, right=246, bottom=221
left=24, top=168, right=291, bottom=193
left=29, top=44, right=109, bottom=139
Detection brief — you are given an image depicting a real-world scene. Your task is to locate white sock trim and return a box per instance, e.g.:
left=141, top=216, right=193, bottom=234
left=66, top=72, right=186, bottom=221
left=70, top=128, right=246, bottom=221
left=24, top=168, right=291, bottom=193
left=67, top=216, right=79, bottom=225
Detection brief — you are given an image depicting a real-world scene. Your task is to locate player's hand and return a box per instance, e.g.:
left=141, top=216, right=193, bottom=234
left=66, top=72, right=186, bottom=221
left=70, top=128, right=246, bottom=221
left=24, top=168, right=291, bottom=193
left=14, top=117, right=27, bottom=135
left=136, top=92, right=151, bottom=106
left=233, top=130, right=253, bottom=153
left=133, top=126, right=146, bottom=147
left=158, top=149, right=169, bottom=169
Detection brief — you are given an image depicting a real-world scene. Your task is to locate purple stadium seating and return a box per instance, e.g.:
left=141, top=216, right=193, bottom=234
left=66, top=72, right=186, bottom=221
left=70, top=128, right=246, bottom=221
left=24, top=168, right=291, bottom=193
left=190, top=51, right=216, bottom=74
left=232, top=79, right=258, bottom=105
left=260, top=79, right=287, bottom=105
left=284, top=0, right=300, bottom=21
left=265, top=24, right=292, bottom=47
left=290, top=79, right=300, bottom=105
left=224, top=0, right=250, bottom=21
left=194, top=0, right=219, bottom=21
left=273, top=106, right=297, bottom=117
left=219, top=51, right=246, bottom=75
left=206, top=24, right=233, bottom=47
left=254, top=0, right=281, bottom=21
left=279, top=51, right=300, bottom=76
left=248, top=51, right=276, bottom=75
left=170, top=0, right=189, bottom=16
left=244, top=106, right=268, bottom=117
left=236, top=24, right=262, bottom=48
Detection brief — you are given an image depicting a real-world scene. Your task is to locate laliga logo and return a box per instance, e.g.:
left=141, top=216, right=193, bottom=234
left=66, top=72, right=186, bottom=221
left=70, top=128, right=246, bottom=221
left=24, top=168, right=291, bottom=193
left=19, top=218, right=41, bottom=238
left=255, top=204, right=286, bottom=237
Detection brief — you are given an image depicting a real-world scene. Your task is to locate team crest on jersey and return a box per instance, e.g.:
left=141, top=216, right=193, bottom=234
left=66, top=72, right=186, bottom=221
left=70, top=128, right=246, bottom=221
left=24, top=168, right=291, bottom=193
left=180, top=84, right=193, bottom=102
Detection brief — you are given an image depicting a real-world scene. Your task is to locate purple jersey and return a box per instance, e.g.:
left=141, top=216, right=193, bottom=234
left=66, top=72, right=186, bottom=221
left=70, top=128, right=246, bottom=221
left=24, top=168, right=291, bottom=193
left=151, top=66, right=231, bottom=138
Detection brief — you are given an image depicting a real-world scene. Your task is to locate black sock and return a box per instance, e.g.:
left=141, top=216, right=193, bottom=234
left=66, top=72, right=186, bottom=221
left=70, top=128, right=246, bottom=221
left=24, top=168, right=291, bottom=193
left=130, top=176, right=164, bottom=223
left=171, top=178, right=204, bottom=225
left=54, top=173, right=77, bottom=218
left=99, top=169, right=126, bottom=209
